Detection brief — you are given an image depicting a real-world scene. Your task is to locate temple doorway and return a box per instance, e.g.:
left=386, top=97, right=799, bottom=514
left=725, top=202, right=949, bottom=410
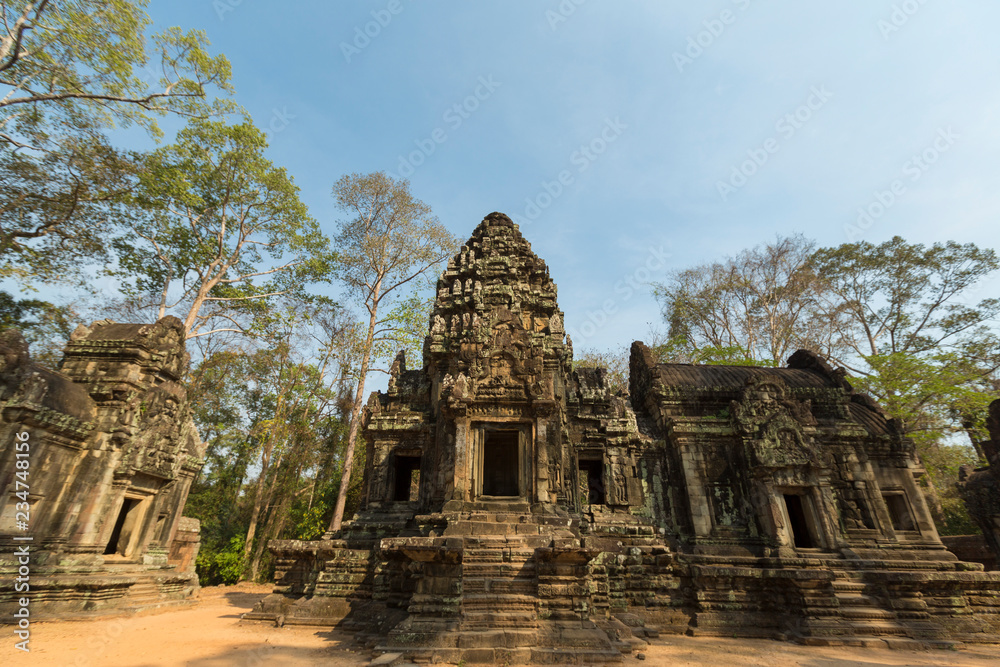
left=393, top=455, right=421, bottom=502
left=782, top=493, right=817, bottom=548
left=482, top=429, right=519, bottom=496
left=578, top=458, right=605, bottom=505
left=104, top=496, right=145, bottom=557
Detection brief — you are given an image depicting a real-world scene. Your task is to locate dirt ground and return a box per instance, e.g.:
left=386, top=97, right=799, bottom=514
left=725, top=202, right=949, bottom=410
left=3, top=584, right=1000, bottom=666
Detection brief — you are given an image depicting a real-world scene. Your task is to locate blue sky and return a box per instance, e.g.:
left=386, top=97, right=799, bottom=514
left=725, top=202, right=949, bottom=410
left=142, top=0, right=1000, bottom=362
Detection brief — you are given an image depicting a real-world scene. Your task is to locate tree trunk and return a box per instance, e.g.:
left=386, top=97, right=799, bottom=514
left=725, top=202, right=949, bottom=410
left=328, top=290, right=380, bottom=532
left=242, top=426, right=279, bottom=570
left=249, top=472, right=293, bottom=582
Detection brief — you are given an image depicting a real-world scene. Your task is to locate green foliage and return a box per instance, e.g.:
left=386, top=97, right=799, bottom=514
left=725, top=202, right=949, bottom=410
left=852, top=351, right=995, bottom=451
left=0, top=291, right=78, bottom=366
left=657, top=234, right=1000, bottom=532
left=0, top=0, right=234, bottom=285
left=294, top=503, right=329, bottom=541
left=108, top=117, right=334, bottom=338
left=196, top=535, right=245, bottom=586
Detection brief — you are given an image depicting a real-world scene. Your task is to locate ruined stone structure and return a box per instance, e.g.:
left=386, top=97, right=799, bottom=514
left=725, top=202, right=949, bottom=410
left=0, top=317, right=205, bottom=617
left=251, top=213, right=1000, bottom=663
left=959, top=399, right=1000, bottom=570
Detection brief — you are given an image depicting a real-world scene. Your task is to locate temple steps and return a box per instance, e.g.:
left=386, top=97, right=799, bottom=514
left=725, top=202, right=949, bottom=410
left=461, top=611, right=539, bottom=630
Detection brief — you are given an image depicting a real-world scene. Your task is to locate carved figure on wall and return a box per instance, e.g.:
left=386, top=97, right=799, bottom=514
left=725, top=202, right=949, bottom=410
left=613, top=463, right=628, bottom=505
left=732, top=376, right=817, bottom=469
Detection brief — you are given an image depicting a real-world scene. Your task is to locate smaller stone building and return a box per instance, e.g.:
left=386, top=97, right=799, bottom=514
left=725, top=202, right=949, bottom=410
left=0, top=317, right=205, bottom=617
left=959, top=399, right=1000, bottom=570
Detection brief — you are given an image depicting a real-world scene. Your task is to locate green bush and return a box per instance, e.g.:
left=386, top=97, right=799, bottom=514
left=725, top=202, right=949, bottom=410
left=196, top=535, right=246, bottom=585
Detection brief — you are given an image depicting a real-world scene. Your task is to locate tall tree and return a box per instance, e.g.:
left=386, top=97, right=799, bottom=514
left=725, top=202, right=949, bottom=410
left=809, top=237, right=1000, bottom=503
left=327, top=172, right=458, bottom=532
left=653, top=235, right=830, bottom=365
left=108, top=117, right=334, bottom=339
left=0, top=0, right=233, bottom=283
left=185, top=299, right=355, bottom=583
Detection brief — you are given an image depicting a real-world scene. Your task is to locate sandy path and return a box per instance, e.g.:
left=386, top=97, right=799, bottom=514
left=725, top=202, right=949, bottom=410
left=1, top=584, right=368, bottom=667
left=2, top=584, right=999, bottom=666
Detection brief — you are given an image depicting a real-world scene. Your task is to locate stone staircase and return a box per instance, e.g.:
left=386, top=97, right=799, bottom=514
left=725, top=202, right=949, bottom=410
left=376, top=503, right=630, bottom=663
left=829, top=570, right=910, bottom=643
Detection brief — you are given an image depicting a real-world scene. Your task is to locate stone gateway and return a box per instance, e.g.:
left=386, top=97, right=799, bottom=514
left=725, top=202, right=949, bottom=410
left=250, top=213, right=1000, bottom=664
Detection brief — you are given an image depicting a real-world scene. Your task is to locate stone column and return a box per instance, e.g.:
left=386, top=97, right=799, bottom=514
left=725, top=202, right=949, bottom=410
left=535, top=418, right=549, bottom=503
left=675, top=437, right=712, bottom=537
left=452, top=418, right=469, bottom=501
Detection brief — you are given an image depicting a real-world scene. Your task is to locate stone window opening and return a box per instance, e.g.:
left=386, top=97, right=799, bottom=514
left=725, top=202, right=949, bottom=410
left=578, top=458, right=606, bottom=506
left=781, top=492, right=819, bottom=549
left=392, top=455, right=421, bottom=502
left=104, top=496, right=147, bottom=558
left=482, top=429, right=520, bottom=497
left=883, top=492, right=915, bottom=531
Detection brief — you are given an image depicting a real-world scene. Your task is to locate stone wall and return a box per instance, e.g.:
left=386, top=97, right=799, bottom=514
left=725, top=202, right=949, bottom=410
left=958, top=399, right=1000, bottom=570
left=0, top=316, right=206, bottom=618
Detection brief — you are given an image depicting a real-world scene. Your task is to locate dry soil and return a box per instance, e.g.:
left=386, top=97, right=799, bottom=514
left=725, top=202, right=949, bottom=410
left=3, top=584, right=1000, bottom=666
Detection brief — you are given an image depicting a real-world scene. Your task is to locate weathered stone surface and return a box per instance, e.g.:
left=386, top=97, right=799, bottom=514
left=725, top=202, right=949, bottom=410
left=0, top=316, right=205, bottom=618
left=958, top=399, right=1000, bottom=571
left=254, top=213, right=1000, bottom=663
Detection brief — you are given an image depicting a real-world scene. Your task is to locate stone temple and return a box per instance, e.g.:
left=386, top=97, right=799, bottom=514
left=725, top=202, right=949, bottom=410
left=959, top=399, right=1000, bottom=571
left=256, top=212, right=992, bottom=661
left=0, top=317, right=204, bottom=617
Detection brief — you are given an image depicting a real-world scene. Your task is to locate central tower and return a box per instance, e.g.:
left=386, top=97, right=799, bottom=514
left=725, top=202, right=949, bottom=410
left=424, top=211, right=571, bottom=508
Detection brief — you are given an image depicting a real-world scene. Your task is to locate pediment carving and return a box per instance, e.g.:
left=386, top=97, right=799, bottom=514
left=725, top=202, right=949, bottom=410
left=732, top=376, right=817, bottom=469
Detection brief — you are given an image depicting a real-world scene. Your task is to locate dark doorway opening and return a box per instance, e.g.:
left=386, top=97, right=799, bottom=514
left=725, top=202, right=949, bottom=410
left=483, top=430, right=519, bottom=496
left=579, top=459, right=605, bottom=505
left=104, top=497, right=140, bottom=556
left=393, top=455, right=421, bottom=502
left=883, top=493, right=915, bottom=531
left=783, top=493, right=816, bottom=548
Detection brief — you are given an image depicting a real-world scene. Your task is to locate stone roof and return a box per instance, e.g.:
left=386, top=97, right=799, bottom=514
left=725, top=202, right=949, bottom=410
left=655, top=363, right=836, bottom=390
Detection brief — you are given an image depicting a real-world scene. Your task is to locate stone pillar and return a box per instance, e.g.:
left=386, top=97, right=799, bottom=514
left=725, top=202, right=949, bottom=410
left=452, top=418, right=469, bottom=501
left=536, top=418, right=549, bottom=503
left=675, top=439, right=713, bottom=538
